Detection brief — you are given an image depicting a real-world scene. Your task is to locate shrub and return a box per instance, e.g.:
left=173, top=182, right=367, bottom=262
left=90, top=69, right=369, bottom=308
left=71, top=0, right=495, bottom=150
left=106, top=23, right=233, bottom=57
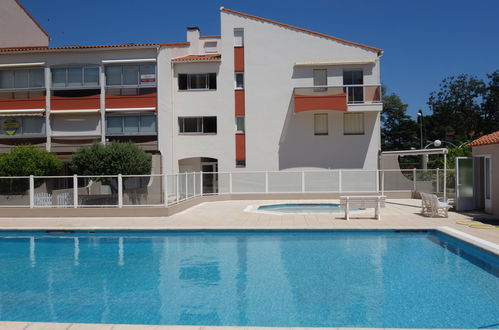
left=70, top=141, right=151, bottom=176
left=0, top=145, right=63, bottom=194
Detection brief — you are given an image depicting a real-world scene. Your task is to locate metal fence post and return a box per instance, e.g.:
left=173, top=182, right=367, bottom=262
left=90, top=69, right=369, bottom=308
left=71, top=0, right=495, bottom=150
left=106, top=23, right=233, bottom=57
left=338, top=170, right=342, bottom=192
left=229, top=172, right=233, bottom=194
left=375, top=170, right=379, bottom=193
left=381, top=170, right=385, bottom=196
left=185, top=173, right=188, bottom=198
left=176, top=174, right=180, bottom=201
left=163, top=174, right=168, bottom=207
left=413, top=168, right=417, bottom=192
left=301, top=171, right=305, bottom=193
left=118, top=174, right=123, bottom=208
left=265, top=171, right=269, bottom=193
left=436, top=168, right=440, bottom=194
left=73, top=174, right=78, bottom=208
left=29, top=175, right=34, bottom=208
left=200, top=172, right=203, bottom=196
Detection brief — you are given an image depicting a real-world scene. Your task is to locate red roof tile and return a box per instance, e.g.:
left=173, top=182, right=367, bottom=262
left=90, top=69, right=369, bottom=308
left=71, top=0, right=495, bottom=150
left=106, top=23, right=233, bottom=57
left=221, top=8, right=383, bottom=55
left=468, top=131, right=499, bottom=147
left=172, top=54, right=221, bottom=62
left=0, top=43, right=188, bottom=53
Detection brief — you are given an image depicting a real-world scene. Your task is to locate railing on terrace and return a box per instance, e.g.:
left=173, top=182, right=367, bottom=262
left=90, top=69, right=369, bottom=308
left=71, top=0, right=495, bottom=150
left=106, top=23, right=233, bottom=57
left=294, top=85, right=382, bottom=104
left=0, top=169, right=454, bottom=208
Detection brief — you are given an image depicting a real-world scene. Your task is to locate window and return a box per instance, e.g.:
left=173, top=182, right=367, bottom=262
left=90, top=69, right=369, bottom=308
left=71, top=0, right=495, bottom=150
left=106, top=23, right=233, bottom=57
left=178, top=116, right=217, bottom=134
left=234, top=29, right=244, bottom=47
left=105, top=64, right=156, bottom=87
left=178, top=73, right=217, bottom=90
left=0, top=68, right=44, bottom=89
left=106, top=114, right=157, bottom=135
left=235, top=73, right=244, bottom=89
left=236, top=116, right=245, bottom=133
left=344, top=113, right=364, bottom=135
left=236, top=160, right=246, bottom=167
left=313, top=69, right=327, bottom=86
left=314, top=113, right=328, bottom=135
left=0, top=116, right=45, bottom=136
left=343, top=70, right=363, bottom=103
left=204, top=41, right=218, bottom=53
left=52, top=66, right=99, bottom=88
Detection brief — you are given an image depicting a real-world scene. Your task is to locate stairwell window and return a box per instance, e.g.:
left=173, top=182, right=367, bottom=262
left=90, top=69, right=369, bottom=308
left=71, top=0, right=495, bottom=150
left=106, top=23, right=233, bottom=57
left=234, top=29, right=244, bottom=47
left=178, top=73, right=217, bottom=90
left=235, top=116, right=245, bottom=133
left=314, top=113, right=328, bottom=136
left=178, top=116, right=217, bottom=134
left=235, top=73, right=244, bottom=89
left=344, top=113, right=364, bottom=135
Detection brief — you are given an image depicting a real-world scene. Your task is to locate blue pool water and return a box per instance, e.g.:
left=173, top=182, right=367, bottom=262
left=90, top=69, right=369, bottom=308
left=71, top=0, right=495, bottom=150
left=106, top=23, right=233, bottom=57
left=258, top=203, right=349, bottom=213
left=0, top=230, right=498, bottom=328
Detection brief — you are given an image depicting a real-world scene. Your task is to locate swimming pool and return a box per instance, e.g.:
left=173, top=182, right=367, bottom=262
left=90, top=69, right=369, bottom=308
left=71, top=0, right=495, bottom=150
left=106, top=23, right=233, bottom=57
left=258, top=203, right=349, bottom=213
left=0, top=230, right=498, bottom=328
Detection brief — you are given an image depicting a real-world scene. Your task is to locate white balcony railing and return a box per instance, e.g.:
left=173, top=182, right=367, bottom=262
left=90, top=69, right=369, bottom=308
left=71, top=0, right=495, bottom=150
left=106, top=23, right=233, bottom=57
left=294, top=84, right=382, bottom=104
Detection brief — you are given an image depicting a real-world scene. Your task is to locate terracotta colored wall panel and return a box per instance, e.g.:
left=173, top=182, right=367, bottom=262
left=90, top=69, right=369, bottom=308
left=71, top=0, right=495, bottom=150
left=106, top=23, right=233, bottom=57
left=0, top=97, right=45, bottom=110
left=234, top=47, right=244, bottom=72
left=105, top=93, right=157, bottom=109
left=235, top=133, right=246, bottom=160
left=51, top=95, right=100, bottom=110
left=294, top=93, right=347, bottom=112
left=235, top=90, right=245, bottom=115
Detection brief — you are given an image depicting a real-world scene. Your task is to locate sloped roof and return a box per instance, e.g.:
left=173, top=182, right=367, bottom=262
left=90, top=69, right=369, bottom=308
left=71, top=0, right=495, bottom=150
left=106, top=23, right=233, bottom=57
left=172, top=54, right=221, bottom=63
left=0, top=42, right=189, bottom=54
left=221, top=7, right=383, bottom=55
left=468, top=131, right=499, bottom=147
left=15, top=0, right=50, bottom=39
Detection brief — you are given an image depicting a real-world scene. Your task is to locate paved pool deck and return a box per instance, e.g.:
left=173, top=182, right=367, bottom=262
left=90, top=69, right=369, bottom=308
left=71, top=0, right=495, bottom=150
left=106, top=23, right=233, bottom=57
left=0, top=198, right=498, bottom=330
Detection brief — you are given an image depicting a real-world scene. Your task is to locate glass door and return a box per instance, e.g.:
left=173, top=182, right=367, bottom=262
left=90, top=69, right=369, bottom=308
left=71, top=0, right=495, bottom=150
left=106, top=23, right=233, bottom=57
left=455, top=157, right=473, bottom=211
left=484, top=156, right=492, bottom=213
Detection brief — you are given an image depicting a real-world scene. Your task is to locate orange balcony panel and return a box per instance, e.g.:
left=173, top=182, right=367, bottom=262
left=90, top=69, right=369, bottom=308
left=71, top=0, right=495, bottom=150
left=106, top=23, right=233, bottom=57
left=234, top=47, right=244, bottom=72
left=0, top=97, right=45, bottom=110
left=51, top=95, right=100, bottom=110
left=235, top=133, right=246, bottom=160
left=294, top=93, right=347, bottom=113
left=105, top=93, right=157, bottom=109
left=235, top=90, right=245, bottom=115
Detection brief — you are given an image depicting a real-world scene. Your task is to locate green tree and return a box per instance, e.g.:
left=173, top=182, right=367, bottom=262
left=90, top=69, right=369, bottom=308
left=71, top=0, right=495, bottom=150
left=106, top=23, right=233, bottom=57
left=70, top=141, right=151, bottom=176
left=480, top=70, right=499, bottom=134
left=0, top=145, right=63, bottom=194
left=0, top=145, right=62, bottom=176
left=381, top=88, right=418, bottom=150
left=427, top=74, right=486, bottom=142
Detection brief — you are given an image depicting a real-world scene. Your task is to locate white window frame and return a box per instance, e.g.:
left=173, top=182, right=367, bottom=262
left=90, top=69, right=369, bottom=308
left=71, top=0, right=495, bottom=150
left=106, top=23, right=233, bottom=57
left=51, top=66, right=100, bottom=89
left=178, top=116, right=217, bottom=134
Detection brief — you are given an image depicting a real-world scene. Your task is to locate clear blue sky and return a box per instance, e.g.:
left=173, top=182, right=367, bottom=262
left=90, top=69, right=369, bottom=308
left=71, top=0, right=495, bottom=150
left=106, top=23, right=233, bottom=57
left=21, top=0, right=499, bottom=118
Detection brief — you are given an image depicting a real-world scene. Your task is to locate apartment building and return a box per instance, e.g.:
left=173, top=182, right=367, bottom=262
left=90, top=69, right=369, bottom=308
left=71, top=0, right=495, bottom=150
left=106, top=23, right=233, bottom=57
left=0, top=1, right=383, bottom=175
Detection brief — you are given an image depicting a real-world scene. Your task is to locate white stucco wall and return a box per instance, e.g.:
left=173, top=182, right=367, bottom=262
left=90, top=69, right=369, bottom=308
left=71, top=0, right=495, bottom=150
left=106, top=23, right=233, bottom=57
left=219, top=10, right=382, bottom=171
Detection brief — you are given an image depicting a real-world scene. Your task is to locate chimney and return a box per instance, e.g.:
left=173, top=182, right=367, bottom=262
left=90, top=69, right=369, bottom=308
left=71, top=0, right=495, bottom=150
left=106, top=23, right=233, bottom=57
left=186, top=27, right=200, bottom=54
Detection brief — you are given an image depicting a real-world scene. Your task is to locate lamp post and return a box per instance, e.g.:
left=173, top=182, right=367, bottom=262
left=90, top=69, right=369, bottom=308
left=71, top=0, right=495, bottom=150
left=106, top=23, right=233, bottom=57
left=417, top=110, right=423, bottom=149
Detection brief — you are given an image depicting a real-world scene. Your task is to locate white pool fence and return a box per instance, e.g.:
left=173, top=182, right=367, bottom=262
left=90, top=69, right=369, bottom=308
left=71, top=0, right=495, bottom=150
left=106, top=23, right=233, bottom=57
left=0, top=169, right=455, bottom=208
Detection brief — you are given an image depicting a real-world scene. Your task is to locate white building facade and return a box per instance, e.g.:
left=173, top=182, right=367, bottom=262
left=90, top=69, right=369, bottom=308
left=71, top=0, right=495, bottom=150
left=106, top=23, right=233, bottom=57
left=0, top=3, right=383, bottom=175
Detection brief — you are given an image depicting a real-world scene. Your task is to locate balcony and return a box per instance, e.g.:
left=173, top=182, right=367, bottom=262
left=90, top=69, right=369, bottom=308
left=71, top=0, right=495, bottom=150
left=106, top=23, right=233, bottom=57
left=0, top=89, right=45, bottom=112
left=105, top=87, right=157, bottom=110
left=294, top=85, right=381, bottom=113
